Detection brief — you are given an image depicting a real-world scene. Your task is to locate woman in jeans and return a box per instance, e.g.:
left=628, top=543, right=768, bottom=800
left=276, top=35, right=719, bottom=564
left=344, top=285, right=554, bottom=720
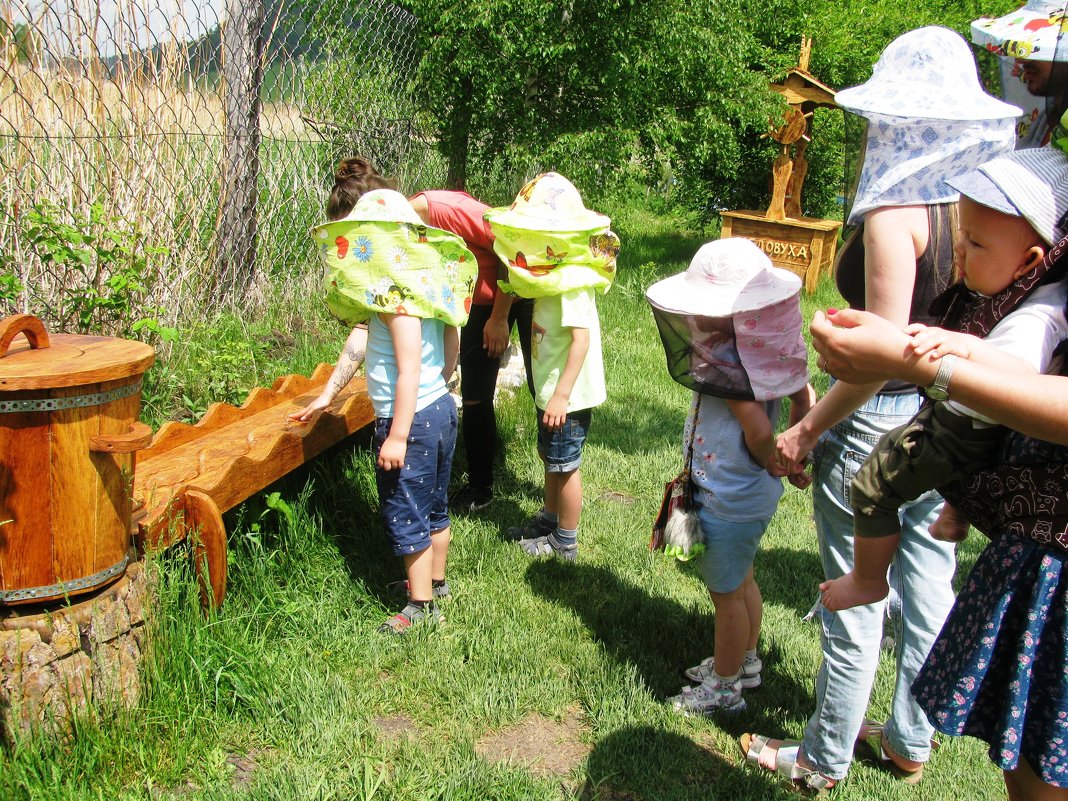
left=740, top=27, right=1019, bottom=790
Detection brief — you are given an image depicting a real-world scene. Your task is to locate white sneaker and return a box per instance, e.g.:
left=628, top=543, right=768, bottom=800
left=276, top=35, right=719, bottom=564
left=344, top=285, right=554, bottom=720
left=684, top=652, right=762, bottom=687
left=669, top=676, right=746, bottom=716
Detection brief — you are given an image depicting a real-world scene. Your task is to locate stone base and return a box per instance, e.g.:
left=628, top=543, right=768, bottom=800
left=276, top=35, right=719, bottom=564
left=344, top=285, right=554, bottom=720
left=0, top=561, right=150, bottom=744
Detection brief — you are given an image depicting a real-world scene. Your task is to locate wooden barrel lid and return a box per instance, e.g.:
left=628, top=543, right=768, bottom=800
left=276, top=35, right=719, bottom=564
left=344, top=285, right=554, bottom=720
left=0, top=315, right=154, bottom=391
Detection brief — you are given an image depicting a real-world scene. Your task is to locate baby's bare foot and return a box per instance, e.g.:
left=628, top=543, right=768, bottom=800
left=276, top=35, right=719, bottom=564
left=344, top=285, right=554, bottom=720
left=930, top=506, right=969, bottom=542
left=819, top=572, right=889, bottom=612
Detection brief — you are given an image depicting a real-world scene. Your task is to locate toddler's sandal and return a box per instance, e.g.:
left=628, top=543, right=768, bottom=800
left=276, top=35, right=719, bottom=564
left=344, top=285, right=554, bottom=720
left=739, top=733, right=836, bottom=791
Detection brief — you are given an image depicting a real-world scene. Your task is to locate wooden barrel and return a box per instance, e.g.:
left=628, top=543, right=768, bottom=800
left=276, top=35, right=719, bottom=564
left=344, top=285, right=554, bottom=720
left=0, top=315, right=154, bottom=605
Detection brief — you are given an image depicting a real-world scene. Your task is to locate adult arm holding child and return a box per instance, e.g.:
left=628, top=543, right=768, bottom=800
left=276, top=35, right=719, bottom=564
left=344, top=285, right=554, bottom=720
left=815, top=307, right=1068, bottom=445
left=776, top=207, right=927, bottom=468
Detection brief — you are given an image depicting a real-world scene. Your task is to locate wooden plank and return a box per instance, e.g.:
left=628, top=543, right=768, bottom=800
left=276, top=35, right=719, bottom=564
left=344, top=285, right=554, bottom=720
left=50, top=384, right=100, bottom=593
left=92, top=385, right=139, bottom=576
left=183, top=490, right=227, bottom=609
left=0, top=402, right=52, bottom=595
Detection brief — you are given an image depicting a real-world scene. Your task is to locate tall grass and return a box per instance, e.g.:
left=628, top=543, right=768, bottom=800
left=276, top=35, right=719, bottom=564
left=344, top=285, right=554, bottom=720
left=0, top=206, right=1005, bottom=800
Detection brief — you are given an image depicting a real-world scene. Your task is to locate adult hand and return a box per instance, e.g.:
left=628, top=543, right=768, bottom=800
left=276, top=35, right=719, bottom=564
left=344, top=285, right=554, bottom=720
left=289, top=393, right=332, bottom=423
left=811, top=308, right=920, bottom=385
left=483, top=316, right=510, bottom=359
left=776, top=423, right=818, bottom=471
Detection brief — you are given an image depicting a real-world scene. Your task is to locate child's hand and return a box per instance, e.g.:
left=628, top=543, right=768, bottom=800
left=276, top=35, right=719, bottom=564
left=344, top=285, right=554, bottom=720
left=542, top=395, right=569, bottom=431
left=377, top=435, right=408, bottom=471
left=904, top=324, right=977, bottom=361
left=786, top=462, right=813, bottom=490
left=289, top=393, right=332, bottom=423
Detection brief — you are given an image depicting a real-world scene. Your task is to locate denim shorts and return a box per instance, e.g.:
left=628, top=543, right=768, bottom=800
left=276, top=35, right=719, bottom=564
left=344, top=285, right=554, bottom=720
left=695, top=496, right=770, bottom=594
left=535, top=407, right=592, bottom=473
left=373, top=395, right=457, bottom=556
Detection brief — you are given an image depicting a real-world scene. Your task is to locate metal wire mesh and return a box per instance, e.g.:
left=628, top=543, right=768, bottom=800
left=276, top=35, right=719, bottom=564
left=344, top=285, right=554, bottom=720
left=0, top=0, right=442, bottom=331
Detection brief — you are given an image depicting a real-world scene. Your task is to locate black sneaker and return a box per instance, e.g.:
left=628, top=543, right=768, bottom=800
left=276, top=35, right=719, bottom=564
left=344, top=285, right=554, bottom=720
left=451, top=484, right=493, bottom=512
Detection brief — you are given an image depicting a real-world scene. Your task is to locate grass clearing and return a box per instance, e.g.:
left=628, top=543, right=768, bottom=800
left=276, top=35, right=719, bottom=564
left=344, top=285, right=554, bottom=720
left=0, top=211, right=1003, bottom=800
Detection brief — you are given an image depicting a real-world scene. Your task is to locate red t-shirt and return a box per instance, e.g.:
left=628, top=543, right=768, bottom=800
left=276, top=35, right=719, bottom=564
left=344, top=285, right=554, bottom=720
left=409, top=190, right=499, bottom=306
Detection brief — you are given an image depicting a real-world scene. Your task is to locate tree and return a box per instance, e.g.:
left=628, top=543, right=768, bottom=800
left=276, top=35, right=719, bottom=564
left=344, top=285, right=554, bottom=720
left=409, top=0, right=780, bottom=205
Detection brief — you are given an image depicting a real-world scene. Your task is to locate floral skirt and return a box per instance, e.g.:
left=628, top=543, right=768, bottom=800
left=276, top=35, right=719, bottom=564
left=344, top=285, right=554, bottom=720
left=913, top=532, right=1068, bottom=786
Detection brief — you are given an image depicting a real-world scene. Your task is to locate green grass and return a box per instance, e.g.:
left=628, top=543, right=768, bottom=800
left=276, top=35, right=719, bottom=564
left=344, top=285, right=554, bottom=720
left=0, top=211, right=1004, bottom=800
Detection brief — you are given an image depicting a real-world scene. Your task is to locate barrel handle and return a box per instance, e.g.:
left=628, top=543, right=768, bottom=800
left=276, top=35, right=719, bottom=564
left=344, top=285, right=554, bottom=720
left=0, top=314, right=50, bottom=358
left=90, top=421, right=154, bottom=453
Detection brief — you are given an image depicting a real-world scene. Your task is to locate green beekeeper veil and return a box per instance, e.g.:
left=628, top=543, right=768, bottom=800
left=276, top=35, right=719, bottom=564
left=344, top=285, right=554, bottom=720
left=311, top=189, right=478, bottom=326
left=484, top=172, right=620, bottom=298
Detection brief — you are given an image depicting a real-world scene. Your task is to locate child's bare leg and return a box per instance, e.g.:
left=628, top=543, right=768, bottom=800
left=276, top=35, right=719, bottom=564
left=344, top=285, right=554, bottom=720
left=554, top=469, right=582, bottom=531
left=743, top=570, right=762, bottom=652
left=430, top=526, right=451, bottom=582
left=402, top=544, right=434, bottom=601
left=543, top=464, right=560, bottom=519
left=820, top=533, right=898, bottom=611
left=710, top=573, right=756, bottom=677
left=929, top=502, right=969, bottom=542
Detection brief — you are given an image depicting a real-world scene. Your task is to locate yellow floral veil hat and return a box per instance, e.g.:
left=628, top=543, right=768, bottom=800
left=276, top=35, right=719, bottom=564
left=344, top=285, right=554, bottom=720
left=484, top=172, right=620, bottom=298
left=312, top=189, right=478, bottom=327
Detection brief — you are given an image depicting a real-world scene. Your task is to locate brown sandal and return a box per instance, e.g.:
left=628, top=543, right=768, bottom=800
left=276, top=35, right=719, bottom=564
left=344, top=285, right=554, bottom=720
left=854, top=720, right=927, bottom=784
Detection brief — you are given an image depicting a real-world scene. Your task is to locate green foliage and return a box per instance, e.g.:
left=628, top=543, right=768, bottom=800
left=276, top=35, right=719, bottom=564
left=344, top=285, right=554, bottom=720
left=407, top=0, right=1026, bottom=219
left=3, top=201, right=175, bottom=340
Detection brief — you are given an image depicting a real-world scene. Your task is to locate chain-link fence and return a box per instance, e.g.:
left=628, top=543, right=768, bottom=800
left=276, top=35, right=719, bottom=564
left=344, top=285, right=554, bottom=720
left=0, top=0, right=443, bottom=333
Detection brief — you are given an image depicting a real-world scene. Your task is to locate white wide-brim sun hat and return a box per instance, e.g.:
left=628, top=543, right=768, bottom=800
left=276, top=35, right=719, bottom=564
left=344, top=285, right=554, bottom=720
left=946, top=145, right=1068, bottom=245
left=972, top=0, right=1068, bottom=62
left=835, top=26, right=1023, bottom=120
left=646, top=237, right=801, bottom=317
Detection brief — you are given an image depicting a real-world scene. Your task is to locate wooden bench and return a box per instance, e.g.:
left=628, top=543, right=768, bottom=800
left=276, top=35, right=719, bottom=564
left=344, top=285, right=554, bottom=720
left=133, top=366, right=374, bottom=607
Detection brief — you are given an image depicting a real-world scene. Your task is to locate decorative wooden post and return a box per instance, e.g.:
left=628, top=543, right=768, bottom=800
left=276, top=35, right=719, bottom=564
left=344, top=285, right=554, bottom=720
left=720, top=36, right=843, bottom=292
left=216, top=0, right=265, bottom=297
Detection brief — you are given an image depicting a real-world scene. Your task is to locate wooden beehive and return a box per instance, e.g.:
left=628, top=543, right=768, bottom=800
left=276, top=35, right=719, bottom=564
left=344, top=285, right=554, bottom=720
left=0, top=315, right=154, bottom=604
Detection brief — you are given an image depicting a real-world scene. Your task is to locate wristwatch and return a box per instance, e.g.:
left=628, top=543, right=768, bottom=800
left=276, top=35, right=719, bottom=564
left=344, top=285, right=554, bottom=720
left=925, top=354, right=958, bottom=401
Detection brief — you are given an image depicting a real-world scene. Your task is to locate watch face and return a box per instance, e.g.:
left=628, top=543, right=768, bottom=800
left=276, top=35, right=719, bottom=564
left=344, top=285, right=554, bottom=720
left=925, top=386, right=949, bottom=402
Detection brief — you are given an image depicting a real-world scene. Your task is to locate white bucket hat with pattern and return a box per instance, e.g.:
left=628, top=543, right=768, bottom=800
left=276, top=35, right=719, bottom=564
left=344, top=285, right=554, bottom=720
left=836, top=26, right=1023, bottom=120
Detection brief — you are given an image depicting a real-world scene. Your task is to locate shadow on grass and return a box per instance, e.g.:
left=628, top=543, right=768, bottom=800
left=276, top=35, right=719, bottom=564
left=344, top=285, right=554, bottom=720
left=750, top=545, right=825, bottom=617
left=577, top=725, right=798, bottom=801
left=523, top=559, right=813, bottom=729
left=589, top=392, right=688, bottom=456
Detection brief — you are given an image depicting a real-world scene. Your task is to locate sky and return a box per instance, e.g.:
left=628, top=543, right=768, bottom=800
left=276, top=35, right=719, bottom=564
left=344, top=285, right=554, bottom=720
left=10, top=0, right=226, bottom=58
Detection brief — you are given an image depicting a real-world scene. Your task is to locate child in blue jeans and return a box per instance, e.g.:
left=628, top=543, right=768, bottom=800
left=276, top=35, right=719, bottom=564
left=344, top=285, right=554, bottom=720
left=485, top=173, right=619, bottom=560
left=293, top=158, right=475, bottom=633
left=647, top=238, right=813, bottom=713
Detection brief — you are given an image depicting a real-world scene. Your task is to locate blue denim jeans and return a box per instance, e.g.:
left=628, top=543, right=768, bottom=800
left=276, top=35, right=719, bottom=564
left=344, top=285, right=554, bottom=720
left=801, top=389, right=957, bottom=780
